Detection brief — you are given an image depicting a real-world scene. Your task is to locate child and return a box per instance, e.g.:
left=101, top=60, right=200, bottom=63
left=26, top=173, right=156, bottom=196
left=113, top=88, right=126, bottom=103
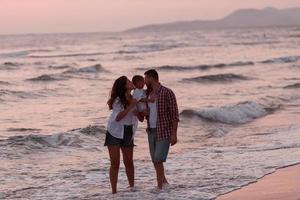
left=132, top=75, right=147, bottom=113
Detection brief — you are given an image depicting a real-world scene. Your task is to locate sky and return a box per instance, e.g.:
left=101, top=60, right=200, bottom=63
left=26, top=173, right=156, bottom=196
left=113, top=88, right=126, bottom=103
left=0, top=0, right=300, bottom=35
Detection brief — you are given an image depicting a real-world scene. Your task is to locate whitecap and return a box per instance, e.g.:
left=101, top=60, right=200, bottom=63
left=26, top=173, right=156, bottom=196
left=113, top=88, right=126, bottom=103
left=181, top=101, right=269, bottom=124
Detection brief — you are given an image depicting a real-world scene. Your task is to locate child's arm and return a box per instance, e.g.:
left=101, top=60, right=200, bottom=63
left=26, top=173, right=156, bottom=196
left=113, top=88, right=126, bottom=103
left=140, top=97, right=155, bottom=103
left=133, top=109, right=144, bottom=122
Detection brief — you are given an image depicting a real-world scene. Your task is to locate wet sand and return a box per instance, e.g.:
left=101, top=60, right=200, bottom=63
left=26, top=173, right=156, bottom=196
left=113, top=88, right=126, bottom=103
left=217, top=164, right=300, bottom=200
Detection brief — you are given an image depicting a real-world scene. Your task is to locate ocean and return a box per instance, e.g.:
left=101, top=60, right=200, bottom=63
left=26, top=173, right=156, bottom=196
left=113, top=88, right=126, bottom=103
left=0, top=27, right=300, bottom=199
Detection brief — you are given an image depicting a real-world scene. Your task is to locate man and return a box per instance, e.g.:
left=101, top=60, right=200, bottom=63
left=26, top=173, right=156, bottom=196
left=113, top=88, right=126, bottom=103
left=144, top=69, right=179, bottom=190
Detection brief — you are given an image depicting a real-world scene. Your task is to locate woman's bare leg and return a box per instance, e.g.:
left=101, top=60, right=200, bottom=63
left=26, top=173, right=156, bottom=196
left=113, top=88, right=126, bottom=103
left=121, top=147, right=135, bottom=187
left=108, top=145, right=120, bottom=194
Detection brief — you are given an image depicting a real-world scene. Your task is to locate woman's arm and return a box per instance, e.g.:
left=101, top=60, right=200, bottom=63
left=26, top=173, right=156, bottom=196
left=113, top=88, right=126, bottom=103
left=139, top=98, right=148, bottom=103
left=115, top=99, right=137, bottom=121
left=133, top=110, right=144, bottom=122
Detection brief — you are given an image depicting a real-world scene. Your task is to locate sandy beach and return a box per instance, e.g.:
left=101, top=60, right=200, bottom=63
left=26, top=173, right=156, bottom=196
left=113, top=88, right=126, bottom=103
left=217, top=164, right=300, bottom=200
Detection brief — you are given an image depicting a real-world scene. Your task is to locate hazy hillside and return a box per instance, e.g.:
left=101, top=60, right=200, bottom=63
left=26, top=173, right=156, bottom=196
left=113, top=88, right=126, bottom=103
left=125, top=7, right=300, bottom=32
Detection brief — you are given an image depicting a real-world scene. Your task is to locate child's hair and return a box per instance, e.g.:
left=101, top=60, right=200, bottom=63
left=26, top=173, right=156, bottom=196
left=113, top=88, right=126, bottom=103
left=132, top=75, right=144, bottom=86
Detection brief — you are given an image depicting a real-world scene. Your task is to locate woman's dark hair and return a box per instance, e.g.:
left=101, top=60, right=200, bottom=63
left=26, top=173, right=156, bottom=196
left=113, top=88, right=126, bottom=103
left=107, top=76, right=128, bottom=110
left=144, top=69, right=159, bottom=81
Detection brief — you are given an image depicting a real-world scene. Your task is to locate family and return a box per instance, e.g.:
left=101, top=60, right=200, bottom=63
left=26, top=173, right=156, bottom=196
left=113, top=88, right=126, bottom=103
left=105, top=69, right=179, bottom=194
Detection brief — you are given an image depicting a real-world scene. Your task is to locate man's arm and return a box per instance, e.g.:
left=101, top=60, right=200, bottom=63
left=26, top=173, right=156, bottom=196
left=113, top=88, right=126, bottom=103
left=168, top=90, right=179, bottom=146
left=170, top=120, right=178, bottom=145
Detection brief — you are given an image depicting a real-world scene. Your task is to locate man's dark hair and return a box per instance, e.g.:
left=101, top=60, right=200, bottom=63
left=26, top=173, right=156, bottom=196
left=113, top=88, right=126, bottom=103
left=132, top=75, right=144, bottom=86
left=144, top=69, right=159, bottom=81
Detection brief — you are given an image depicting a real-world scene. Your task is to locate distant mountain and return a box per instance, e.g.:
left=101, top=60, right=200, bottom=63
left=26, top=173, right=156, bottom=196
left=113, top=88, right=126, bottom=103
left=125, top=7, right=300, bottom=32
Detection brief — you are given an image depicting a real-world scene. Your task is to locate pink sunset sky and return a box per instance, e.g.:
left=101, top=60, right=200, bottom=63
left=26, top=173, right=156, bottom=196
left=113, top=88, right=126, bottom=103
left=0, top=0, right=300, bottom=34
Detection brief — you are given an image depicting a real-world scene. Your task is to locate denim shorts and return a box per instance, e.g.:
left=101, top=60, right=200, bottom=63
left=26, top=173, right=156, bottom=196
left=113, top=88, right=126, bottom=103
left=147, top=128, right=170, bottom=162
left=104, top=125, right=134, bottom=148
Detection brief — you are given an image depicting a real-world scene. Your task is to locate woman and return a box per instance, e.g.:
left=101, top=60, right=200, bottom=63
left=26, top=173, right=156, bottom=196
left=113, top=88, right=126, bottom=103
left=105, top=76, right=142, bottom=194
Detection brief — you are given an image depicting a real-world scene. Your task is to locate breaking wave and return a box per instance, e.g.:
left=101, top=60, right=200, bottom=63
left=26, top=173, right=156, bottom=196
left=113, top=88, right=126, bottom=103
left=3, top=62, right=22, bottom=66
left=232, top=41, right=281, bottom=46
left=63, top=64, right=108, bottom=74
left=0, top=62, right=23, bottom=70
left=74, top=125, right=106, bottom=137
left=0, top=89, right=44, bottom=99
left=182, top=73, right=251, bottom=83
left=261, top=56, right=300, bottom=64
left=4, top=133, right=82, bottom=148
left=48, top=65, right=72, bottom=70
left=26, top=74, right=65, bottom=82
left=0, top=51, right=29, bottom=58
left=180, top=101, right=277, bottom=124
left=120, top=42, right=189, bottom=54
left=0, top=81, right=10, bottom=85
left=137, top=55, right=300, bottom=72
left=138, top=61, right=255, bottom=71
left=1, top=125, right=106, bottom=150
left=26, top=64, right=108, bottom=82
left=284, top=83, right=300, bottom=89
left=7, top=128, right=42, bottom=132
left=29, top=52, right=104, bottom=58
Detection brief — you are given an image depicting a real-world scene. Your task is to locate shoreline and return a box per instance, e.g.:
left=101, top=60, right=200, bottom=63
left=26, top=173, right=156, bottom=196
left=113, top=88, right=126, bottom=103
left=216, top=164, right=300, bottom=200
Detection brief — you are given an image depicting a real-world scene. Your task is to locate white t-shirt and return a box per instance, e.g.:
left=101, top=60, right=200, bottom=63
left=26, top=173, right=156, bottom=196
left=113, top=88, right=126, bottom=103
left=148, top=100, right=157, bottom=128
left=107, top=98, right=138, bottom=139
left=132, top=88, right=147, bottom=112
